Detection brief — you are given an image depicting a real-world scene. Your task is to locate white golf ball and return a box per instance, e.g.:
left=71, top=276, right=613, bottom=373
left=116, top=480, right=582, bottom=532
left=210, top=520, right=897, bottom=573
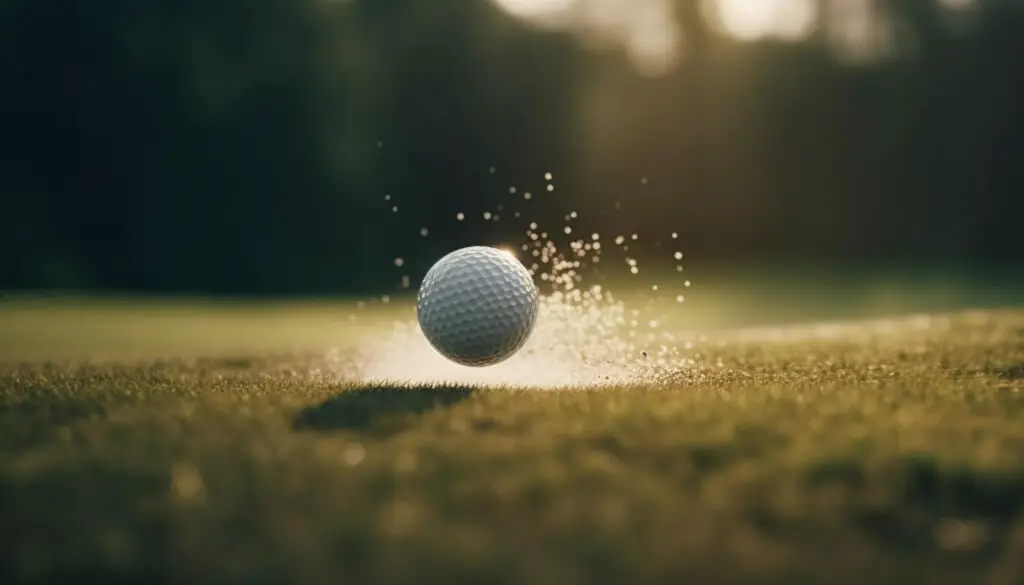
left=417, top=246, right=539, bottom=367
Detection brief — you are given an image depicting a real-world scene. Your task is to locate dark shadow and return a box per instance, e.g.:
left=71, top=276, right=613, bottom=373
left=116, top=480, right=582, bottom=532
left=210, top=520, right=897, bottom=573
left=293, top=384, right=476, bottom=436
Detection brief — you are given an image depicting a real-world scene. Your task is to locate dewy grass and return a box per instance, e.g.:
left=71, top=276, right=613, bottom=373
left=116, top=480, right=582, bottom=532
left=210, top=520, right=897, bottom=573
left=1, top=306, right=1023, bottom=585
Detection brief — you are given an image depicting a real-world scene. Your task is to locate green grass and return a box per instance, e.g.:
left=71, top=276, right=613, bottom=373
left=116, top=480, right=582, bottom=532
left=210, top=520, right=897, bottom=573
left=1, top=292, right=1023, bottom=584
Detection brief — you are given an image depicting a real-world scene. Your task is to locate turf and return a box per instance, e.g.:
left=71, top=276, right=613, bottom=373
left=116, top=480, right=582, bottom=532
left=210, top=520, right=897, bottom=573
left=1, top=298, right=1023, bottom=584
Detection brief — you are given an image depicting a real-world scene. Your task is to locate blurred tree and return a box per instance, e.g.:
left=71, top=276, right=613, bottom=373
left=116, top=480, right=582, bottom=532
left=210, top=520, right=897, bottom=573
left=0, top=0, right=1020, bottom=295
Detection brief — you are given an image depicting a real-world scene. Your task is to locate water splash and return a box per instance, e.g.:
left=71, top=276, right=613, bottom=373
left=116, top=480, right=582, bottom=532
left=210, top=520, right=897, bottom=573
left=353, top=171, right=694, bottom=388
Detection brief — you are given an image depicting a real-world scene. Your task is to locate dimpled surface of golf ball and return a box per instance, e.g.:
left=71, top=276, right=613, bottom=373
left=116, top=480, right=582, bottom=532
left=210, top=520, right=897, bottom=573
left=417, top=246, right=539, bottom=367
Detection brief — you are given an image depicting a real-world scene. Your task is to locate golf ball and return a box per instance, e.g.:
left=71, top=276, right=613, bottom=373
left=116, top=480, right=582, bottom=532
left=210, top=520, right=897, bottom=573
left=417, top=246, right=539, bottom=367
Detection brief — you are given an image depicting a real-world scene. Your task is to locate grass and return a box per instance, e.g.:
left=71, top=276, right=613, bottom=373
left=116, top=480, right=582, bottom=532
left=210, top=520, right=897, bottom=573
left=1, top=289, right=1023, bottom=584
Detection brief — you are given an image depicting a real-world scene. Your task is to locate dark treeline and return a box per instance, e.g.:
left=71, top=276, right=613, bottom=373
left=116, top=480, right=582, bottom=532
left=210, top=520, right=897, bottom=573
left=1, top=0, right=1021, bottom=296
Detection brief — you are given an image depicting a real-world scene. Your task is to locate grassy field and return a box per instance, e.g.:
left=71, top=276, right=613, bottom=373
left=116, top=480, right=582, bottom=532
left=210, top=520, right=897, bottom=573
left=1, top=278, right=1023, bottom=585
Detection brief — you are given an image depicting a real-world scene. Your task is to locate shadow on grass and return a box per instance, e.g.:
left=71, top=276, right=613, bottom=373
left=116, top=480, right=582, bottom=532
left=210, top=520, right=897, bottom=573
left=293, top=384, right=476, bottom=436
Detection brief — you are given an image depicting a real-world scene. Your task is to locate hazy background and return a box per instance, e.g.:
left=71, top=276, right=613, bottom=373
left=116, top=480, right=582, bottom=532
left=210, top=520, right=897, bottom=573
left=1, top=0, right=1021, bottom=297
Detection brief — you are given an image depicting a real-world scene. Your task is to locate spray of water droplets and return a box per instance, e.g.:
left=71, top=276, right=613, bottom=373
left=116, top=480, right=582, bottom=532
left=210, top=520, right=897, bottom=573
left=351, top=171, right=695, bottom=388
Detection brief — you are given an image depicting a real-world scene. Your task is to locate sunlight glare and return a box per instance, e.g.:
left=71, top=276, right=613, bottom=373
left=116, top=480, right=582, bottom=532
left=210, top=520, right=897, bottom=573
left=626, top=0, right=683, bottom=76
left=710, top=0, right=816, bottom=42
left=824, top=0, right=892, bottom=63
left=491, top=0, right=575, bottom=21
left=490, top=0, right=684, bottom=77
